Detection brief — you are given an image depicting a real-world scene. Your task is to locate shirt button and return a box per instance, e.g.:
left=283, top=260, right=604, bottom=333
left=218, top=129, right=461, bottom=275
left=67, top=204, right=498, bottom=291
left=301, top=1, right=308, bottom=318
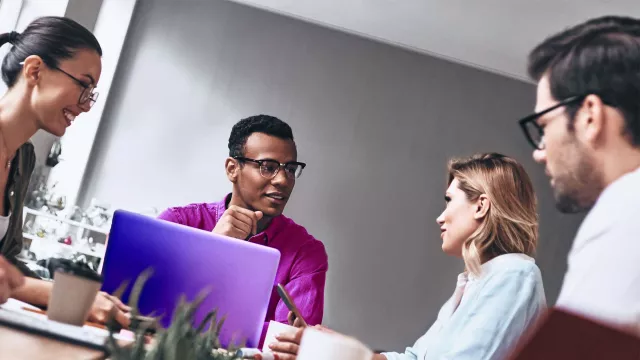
left=9, top=191, right=14, bottom=197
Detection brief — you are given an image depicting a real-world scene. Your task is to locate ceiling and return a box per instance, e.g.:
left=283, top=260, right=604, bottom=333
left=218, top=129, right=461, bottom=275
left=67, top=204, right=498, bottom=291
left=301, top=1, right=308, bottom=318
left=226, top=0, right=640, bottom=82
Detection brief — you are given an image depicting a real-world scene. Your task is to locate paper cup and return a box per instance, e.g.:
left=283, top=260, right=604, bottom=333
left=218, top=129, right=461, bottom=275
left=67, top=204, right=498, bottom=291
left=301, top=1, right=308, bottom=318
left=298, top=327, right=373, bottom=360
left=262, top=320, right=299, bottom=352
left=47, top=269, right=102, bottom=326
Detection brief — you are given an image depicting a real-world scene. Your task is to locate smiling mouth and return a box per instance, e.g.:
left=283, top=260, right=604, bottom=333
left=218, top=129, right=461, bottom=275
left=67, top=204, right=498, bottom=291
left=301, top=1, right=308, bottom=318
left=63, top=109, right=77, bottom=126
left=266, top=193, right=288, bottom=200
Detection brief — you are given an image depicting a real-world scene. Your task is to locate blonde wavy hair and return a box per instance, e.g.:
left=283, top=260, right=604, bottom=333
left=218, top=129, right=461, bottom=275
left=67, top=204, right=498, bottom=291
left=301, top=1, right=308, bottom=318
left=448, top=153, right=538, bottom=276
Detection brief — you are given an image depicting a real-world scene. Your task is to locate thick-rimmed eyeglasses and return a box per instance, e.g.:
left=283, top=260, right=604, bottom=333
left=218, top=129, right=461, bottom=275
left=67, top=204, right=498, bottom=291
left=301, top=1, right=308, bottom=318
left=518, top=95, right=586, bottom=150
left=234, top=157, right=306, bottom=179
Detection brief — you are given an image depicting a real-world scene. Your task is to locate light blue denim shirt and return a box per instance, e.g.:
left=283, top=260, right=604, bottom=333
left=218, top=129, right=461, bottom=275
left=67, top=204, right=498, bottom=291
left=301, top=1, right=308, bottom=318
left=383, top=253, right=546, bottom=360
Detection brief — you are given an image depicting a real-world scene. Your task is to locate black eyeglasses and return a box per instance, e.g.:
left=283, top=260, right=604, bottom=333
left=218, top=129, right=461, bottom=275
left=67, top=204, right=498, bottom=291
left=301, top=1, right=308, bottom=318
left=21, top=60, right=100, bottom=108
left=234, top=157, right=307, bottom=179
left=518, top=95, right=587, bottom=150
left=53, top=66, right=99, bottom=108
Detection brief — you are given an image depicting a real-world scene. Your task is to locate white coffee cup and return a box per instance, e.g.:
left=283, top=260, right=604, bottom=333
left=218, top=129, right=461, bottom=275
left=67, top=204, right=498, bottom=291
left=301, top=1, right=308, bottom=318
left=262, top=320, right=299, bottom=352
left=47, top=268, right=102, bottom=326
left=298, top=327, right=373, bottom=360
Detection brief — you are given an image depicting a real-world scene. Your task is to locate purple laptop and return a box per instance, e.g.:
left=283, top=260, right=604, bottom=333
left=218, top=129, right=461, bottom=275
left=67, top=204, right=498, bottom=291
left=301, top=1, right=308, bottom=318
left=101, top=210, right=280, bottom=348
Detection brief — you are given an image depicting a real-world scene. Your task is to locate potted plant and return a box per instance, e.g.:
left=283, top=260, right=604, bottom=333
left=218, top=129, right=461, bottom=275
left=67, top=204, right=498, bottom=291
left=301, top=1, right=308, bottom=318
left=104, top=268, right=250, bottom=360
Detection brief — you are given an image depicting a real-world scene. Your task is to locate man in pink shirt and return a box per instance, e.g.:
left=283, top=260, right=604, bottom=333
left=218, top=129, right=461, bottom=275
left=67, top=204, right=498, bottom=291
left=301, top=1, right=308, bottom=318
left=158, top=115, right=328, bottom=348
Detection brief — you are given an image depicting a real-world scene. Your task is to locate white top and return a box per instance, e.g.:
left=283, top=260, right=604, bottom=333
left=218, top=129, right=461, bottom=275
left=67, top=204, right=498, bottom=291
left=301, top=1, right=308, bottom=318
left=0, top=212, right=10, bottom=242
left=383, top=254, right=546, bottom=360
left=556, top=165, right=640, bottom=328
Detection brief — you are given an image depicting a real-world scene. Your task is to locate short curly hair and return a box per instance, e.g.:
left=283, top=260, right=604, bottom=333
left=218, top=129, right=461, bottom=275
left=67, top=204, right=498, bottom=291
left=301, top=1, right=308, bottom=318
left=228, top=115, right=294, bottom=158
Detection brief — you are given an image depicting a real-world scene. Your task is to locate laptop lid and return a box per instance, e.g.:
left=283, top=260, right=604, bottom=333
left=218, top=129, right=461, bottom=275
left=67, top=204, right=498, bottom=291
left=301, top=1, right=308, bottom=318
left=101, top=209, right=281, bottom=348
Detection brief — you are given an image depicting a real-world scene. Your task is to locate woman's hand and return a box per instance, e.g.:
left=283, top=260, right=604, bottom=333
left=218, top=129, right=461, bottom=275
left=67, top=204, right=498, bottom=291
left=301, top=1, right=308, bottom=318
left=0, top=256, right=24, bottom=304
left=87, top=291, right=131, bottom=326
left=268, top=327, right=305, bottom=360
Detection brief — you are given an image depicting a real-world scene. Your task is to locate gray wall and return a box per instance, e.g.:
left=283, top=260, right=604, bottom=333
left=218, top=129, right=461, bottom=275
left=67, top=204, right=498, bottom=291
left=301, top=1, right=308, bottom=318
left=65, top=0, right=103, bottom=32
left=79, top=0, right=582, bottom=351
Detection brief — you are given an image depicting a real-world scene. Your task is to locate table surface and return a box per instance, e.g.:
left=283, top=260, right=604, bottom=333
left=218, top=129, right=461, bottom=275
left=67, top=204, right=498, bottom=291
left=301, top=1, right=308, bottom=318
left=0, top=324, right=105, bottom=360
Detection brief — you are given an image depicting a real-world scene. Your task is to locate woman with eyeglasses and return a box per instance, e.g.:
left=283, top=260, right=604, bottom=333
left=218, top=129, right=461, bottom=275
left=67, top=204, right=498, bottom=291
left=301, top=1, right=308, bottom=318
left=271, top=153, right=547, bottom=360
left=0, top=16, right=130, bottom=325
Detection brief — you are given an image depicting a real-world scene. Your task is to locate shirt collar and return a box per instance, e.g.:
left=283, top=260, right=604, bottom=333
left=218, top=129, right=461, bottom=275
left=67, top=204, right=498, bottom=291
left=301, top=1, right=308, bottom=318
left=219, top=193, right=284, bottom=245
left=456, top=272, right=469, bottom=287
left=463, top=253, right=535, bottom=282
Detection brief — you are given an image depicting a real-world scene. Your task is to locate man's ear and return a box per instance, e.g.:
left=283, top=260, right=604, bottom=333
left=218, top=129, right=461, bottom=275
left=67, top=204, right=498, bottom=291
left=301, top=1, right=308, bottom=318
left=473, top=194, right=491, bottom=220
left=22, top=55, right=44, bottom=86
left=576, top=94, right=606, bottom=149
left=225, top=157, right=240, bottom=183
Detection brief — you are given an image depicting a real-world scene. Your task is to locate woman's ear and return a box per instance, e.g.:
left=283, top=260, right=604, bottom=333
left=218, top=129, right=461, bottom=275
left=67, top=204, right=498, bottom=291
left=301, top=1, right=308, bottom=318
left=225, top=158, right=240, bottom=183
left=22, top=55, right=44, bottom=85
left=473, top=194, right=491, bottom=220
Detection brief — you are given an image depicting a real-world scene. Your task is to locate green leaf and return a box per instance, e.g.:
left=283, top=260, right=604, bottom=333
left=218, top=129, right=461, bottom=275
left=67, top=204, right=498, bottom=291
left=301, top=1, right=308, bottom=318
left=112, top=279, right=131, bottom=301
left=105, top=267, right=242, bottom=360
left=196, top=310, right=217, bottom=334
left=128, top=267, right=154, bottom=318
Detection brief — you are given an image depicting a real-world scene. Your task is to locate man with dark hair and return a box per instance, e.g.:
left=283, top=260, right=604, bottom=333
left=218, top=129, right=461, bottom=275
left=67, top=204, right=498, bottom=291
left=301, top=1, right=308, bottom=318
left=519, top=16, right=640, bottom=330
left=159, top=115, right=328, bottom=346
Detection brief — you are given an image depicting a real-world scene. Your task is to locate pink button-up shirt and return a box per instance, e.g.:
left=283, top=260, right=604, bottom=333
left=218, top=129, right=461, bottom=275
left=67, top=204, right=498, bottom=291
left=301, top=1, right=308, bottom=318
left=158, top=194, right=328, bottom=345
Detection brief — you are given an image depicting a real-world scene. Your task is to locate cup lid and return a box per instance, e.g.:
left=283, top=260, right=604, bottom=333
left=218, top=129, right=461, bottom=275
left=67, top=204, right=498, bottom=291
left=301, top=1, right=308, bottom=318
left=54, top=259, right=102, bottom=282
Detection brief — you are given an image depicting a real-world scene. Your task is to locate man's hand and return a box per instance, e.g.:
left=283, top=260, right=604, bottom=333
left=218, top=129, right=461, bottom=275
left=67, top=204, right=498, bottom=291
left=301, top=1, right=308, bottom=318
left=0, top=256, right=25, bottom=304
left=212, top=205, right=263, bottom=239
left=269, top=327, right=304, bottom=360
left=287, top=311, right=305, bottom=328
left=87, top=291, right=131, bottom=327
left=310, top=324, right=336, bottom=334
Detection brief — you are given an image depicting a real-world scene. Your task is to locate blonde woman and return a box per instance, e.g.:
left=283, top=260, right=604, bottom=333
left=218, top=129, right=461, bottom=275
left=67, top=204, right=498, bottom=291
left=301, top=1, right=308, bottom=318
left=271, top=153, right=546, bottom=360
